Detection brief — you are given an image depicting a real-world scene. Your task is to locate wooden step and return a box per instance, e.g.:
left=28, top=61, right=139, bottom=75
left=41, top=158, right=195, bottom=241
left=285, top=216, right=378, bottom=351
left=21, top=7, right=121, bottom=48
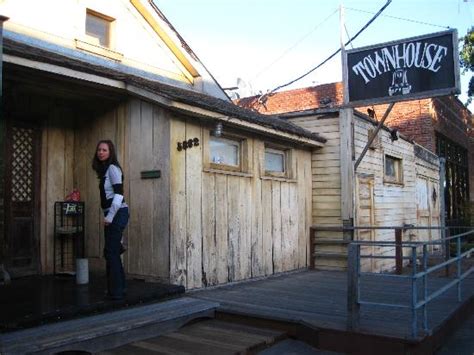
left=99, top=318, right=287, bottom=354
left=313, top=239, right=351, bottom=245
left=0, top=297, right=218, bottom=354
left=314, top=252, right=347, bottom=259
left=312, top=251, right=348, bottom=271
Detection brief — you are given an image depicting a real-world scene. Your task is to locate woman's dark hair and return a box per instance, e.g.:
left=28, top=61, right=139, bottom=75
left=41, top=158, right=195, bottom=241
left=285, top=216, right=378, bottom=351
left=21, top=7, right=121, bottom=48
left=92, top=140, right=122, bottom=178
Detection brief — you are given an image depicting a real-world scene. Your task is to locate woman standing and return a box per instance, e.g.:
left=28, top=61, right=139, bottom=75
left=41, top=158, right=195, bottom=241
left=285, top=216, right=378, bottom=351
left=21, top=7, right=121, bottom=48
left=92, top=140, right=129, bottom=300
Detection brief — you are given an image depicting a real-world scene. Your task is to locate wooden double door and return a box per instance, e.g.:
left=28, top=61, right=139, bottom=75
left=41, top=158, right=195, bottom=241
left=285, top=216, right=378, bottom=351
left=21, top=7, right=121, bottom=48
left=4, top=120, right=41, bottom=277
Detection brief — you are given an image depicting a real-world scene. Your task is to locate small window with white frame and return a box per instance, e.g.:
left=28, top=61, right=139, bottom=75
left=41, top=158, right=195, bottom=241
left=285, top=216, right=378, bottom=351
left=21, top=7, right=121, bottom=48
left=209, top=136, right=241, bottom=170
left=85, top=9, right=114, bottom=48
left=384, top=155, right=403, bottom=184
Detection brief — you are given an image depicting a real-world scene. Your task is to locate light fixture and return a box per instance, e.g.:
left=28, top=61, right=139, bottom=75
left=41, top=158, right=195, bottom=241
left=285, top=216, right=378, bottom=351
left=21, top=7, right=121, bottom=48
left=211, top=122, right=223, bottom=137
left=390, top=128, right=399, bottom=142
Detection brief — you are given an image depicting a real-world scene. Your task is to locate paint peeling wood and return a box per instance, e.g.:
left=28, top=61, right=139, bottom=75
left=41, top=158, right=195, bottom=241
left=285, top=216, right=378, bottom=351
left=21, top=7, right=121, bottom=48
left=250, top=140, right=264, bottom=277
left=303, top=150, right=312, bottom=265
left=261, top=180, right=273, bottom=276
left=202, top=173, right=216, bottom=286
left=169, top=116, right=187, bottom=286
left=215, top=174, right=229, bottom=284
left=288, top=182, right=298, bottom=270
left=185, top=121, right=203, bottom=289
left=240, top=177, right=252, bottom=280
left=227, top=175, right=241, bottom=281
left=280, top=183, right=291, bottom=271
left=271, top=180, right=282, bottom=273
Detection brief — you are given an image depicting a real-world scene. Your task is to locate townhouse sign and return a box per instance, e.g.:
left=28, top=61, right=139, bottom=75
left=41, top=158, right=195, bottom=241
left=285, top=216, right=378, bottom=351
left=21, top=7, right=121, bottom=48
left=343, top=29, right=460, bottom=106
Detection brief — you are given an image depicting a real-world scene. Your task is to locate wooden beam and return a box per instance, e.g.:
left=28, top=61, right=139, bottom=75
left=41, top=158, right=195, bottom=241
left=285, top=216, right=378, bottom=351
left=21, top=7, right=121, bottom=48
left=0, top=15, right=9, bottom=282
left=169, top=101, right=325, bottom=148
left=126, top=84, right=324, bottom=148
left=340, top=108, right=354, bottom=225
left=130, top=0, right=199, bottom=82
left=4, top=54, right=126, bottom=90
left=354, top=102, right=395, bottom=171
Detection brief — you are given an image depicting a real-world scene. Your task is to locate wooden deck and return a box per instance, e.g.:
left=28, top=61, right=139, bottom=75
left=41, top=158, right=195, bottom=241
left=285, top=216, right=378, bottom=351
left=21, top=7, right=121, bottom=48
left=190, top=269, right=474, bottom=342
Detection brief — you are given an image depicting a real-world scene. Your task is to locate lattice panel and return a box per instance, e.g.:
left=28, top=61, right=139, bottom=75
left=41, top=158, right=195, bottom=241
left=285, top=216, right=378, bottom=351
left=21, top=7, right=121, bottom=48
left=11, top=127, right=34, bottom=202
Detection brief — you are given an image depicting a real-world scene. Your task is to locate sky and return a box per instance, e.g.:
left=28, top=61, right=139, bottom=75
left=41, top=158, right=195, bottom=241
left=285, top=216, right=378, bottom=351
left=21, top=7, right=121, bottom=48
left=155, top=0, right=474, bottom=107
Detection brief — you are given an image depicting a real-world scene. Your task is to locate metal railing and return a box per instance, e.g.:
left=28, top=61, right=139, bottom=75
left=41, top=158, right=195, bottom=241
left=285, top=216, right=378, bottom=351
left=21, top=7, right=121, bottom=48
left=346, top=227, right=473, bottom=338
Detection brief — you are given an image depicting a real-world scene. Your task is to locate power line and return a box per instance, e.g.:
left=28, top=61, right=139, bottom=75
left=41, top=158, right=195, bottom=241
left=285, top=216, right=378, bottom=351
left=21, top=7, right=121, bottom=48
left=345, top=7, right=450, bottom=29
left=259, top=0, right=392, bottom=101
left=252, top=8, right=339, bottom=81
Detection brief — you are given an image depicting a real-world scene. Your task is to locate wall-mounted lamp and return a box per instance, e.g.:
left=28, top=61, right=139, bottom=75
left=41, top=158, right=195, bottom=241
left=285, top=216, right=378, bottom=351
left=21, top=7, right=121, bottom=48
left=390, top=128, right=399, bottom=142
left=211, top=122, right=223, bottom=137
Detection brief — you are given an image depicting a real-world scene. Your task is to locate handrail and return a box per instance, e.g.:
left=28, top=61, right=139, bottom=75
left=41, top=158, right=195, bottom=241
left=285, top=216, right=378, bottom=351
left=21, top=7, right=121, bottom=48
left=346, top=228, right=474, bottom=339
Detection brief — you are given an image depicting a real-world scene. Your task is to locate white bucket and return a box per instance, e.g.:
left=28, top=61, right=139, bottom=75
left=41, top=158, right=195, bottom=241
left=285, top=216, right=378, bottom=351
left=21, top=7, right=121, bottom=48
left=76, top=258, right=89, bottom=285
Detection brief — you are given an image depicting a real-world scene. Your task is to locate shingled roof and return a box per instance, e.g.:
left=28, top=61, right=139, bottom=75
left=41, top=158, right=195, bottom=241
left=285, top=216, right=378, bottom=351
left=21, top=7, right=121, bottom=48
left=3, top=37, right=326, bottom=144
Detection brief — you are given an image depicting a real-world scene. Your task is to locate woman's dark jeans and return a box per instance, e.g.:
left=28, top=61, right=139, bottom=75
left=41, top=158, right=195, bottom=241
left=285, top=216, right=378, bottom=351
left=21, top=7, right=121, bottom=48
left=104, top=207, right=129, bottom=298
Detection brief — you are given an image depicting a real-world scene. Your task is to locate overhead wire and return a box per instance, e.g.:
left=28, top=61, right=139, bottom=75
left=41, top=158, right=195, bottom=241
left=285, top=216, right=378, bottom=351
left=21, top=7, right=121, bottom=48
left=344, top=7, right=450, bottom=29
left=251, top=8, right=339, bottom=81
left=258, top=0, right=393, bottom=102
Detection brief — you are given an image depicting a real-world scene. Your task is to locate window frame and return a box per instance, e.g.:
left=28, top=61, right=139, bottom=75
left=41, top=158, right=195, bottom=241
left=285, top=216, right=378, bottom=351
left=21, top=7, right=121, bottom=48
left=85, top=9, right=115, bottom=48
left=262, top=143, right=296, bottom=180
left=209, top=135, right=242, bottom=172
left=203, top=129, right=250, bottom=175
left=383, top=154, right=403, bottom=185
left=264, top=146, right=288, bottom=177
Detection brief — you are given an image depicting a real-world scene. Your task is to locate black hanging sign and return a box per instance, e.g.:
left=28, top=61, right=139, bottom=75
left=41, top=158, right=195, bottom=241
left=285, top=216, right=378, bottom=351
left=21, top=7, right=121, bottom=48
left=343, top=29, right=460, bottom=106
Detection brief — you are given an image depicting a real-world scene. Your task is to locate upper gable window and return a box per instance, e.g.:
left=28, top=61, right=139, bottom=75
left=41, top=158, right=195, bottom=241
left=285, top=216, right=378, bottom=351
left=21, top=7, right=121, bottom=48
left=86, top=10, right=114, bottom=48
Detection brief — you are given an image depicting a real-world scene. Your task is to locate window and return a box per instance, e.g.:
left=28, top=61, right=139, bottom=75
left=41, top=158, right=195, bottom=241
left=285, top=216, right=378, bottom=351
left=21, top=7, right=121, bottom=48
left=265, top=148, right=286, bottom=174
left=86, top=10, right=114, bottom=47
left=209, top=136, right=241, bottom=169
left=384, top=155, right=403, bottom=184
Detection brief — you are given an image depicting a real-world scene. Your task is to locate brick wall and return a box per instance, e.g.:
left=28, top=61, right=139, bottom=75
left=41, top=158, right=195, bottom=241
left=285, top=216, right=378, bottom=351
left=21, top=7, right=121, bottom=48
left=235, top=82, right=344, bottom=114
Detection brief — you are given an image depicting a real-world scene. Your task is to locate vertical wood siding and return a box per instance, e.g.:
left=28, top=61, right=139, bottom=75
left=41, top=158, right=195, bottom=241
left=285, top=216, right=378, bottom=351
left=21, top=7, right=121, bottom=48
left=32, top=95, right=312, bottom=284
left=169, top=120, right=313, bottom=289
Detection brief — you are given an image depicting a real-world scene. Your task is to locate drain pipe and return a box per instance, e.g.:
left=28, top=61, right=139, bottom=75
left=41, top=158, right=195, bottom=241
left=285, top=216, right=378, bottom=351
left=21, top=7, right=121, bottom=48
left=0, top=15, right=10, bottom=285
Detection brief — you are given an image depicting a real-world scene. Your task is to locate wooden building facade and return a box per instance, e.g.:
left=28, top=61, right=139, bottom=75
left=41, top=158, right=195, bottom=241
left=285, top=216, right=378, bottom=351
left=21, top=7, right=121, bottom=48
left=286, top=109, right=441, bottom=270
left=0, top=0, right=325, bottom=288
left=237, top=85, right=442, bottom=271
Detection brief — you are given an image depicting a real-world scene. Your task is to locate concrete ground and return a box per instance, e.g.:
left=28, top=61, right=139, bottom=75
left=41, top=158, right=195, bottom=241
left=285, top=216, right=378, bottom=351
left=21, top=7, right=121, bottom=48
left=436, top=311, right=474, bottom=355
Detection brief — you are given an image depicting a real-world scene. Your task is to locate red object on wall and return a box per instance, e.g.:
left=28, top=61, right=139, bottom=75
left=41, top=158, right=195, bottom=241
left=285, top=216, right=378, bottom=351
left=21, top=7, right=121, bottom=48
left=65, top=188, right=81, bottom=202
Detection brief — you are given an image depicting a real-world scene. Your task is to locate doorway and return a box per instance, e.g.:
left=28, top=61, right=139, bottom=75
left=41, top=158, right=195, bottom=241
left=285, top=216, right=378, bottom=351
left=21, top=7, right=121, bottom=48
left=4, top=119, right=41, bottom=277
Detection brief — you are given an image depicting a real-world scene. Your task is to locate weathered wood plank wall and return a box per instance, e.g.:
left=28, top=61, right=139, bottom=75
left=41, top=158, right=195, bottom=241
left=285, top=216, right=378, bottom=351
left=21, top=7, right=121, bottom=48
left=123, top=99, right=170, bottom=279
left=288, top=115, right=343, bottom=269
left=17, top=93, right=313, bottom=284
left=354, top=117, right=439, bottom=271
left=169, top=120, right=313, bottom=289
left=290, top=112, right=440, bottom=272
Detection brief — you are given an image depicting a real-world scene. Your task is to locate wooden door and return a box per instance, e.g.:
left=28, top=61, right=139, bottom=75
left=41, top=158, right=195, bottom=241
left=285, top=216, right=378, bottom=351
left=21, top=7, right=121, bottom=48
left=4, top=121, right=41, bottom=277
left=416, top=175, right=441, bottom=252
left=356, top=173, right=375, bottom=271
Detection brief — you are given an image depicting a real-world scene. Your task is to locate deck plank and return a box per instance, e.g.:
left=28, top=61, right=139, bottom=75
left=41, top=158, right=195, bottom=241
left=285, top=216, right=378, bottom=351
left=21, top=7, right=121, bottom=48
left=191, top=270, right=474, bottom=339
